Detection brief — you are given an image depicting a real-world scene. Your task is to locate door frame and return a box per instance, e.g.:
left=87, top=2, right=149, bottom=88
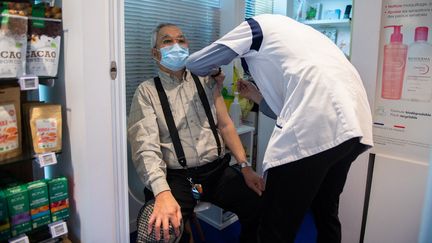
left=110, top=0, right=130, bottom=241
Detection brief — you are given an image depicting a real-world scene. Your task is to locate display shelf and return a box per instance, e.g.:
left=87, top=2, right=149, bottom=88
left=0, top=151, right=32, bottom=167
left=300, top=18, right=350, bottom=27
left=4, top=221, right=69, bottom=243
left=0, top=77, right=57, bottom=88
left=0, top=149, right=61, bottom=167
left=1, top=2, right=64, bottom=242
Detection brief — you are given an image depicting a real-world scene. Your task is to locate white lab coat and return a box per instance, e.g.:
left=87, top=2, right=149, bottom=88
left=214, top=14, right=373, bottom=174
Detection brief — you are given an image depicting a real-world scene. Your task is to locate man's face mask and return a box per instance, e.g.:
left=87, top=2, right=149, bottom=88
left=158, top=43, right=189, bottom=71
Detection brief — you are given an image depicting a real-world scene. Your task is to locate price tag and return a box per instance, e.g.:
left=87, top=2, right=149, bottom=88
left=8, top=234, right=29, bottom=243
left=49, top=220, right=68, bottom=238
left=37, top=152, right=57, bottom=167
left=18, top=75, right=39, bottom=90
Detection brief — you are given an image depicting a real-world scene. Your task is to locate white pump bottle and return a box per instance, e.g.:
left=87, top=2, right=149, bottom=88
left=229, top=92, right=241, bottom=128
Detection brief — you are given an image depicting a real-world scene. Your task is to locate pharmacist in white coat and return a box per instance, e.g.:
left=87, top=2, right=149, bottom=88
left=186, top=14, right=373, bottom=243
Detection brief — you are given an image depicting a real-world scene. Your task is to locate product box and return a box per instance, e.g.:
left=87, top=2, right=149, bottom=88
left=0, top=189, right=10, bottom=241
left=48, top=177, right=69, bottom=222
left=4, top=184, right=31, bottom=237
left=27, top=180, right=50, bottom=229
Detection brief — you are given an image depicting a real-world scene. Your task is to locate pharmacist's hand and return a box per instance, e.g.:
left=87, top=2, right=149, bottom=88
left=241, top=167, right=265, bottom=196
left=149, top=191, right=182, bottom=242
left=237, top=79, right=262, bottom=104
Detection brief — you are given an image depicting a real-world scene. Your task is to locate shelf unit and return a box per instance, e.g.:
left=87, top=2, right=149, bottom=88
left=0, top=2, right=69, bottom=242
left=196, top=124, right=255, bottom=230
left=300, top=18, right=350, bottom=27
left=291, top=0, right=353, bottom=57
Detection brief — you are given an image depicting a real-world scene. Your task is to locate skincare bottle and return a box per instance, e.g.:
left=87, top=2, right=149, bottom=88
left=229, top=92, right=241, bottom=128
left=403, top=26, right=432, bottom=102
left=381, top=25, right=408, bottom=100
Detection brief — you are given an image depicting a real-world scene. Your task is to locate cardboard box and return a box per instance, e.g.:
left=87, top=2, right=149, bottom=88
left=27, top=180, right=50, bottom=229
left=0, top=189, right=10, bottom=241
left=4, top=184, right=31, bottom=237
left=48, top=177, right=69, bottom=222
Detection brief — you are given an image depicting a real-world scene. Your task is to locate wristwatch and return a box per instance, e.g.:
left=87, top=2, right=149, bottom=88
left=239, top=161, right=251, bottom=169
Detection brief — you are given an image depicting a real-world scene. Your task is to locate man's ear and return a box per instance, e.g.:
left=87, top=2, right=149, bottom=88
left=151, top=48, right=160, bottom=60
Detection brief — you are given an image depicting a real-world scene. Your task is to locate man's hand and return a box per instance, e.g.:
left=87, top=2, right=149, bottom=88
left=148, top=191, right=182, bottom=242
left=241, top=167, right=265, bottom=196
left=212, top=69, right=225, bottom=93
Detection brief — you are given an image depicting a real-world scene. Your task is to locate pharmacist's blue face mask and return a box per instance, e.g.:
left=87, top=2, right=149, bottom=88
left=158, top=44, right=189, bottom=71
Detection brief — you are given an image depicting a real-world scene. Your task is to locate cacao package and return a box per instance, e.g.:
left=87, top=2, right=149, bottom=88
left=29, top=104, right=62, bottom=154
left=26, top=4, right=62, bottom=77
left=0, top=86, right=21, bottom=163
left=21, top=101, right=43, bottom=154
left=0, top=2, right=30, bottom=78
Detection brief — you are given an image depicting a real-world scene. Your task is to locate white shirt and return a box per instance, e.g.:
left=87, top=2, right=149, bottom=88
left=187, top=14, right=373, bottom=174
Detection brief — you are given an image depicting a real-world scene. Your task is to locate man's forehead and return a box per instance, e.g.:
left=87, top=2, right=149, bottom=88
left=159, top=33, right=185, bottom=39
left=158, top=26, right=184, bottom=39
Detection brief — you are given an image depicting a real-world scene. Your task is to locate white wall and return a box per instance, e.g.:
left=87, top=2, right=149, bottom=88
left=419, top=155, right=432, bottom=243
left=53, top=0, right=121, bottom=242
left=338, top=0, right=382, bottom=242
left=364, top=155, right=428, bottom=243
left=345, top=1, right=430, bottom=243
left=273, top=0, right=288, bottom=15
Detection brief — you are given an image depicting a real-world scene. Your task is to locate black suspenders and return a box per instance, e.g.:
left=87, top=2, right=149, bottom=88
left=153, top=73, right=222, bottom=168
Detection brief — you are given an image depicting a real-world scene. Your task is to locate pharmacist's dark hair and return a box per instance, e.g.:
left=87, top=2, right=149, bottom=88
left=151, top=23, right=178, bottom=48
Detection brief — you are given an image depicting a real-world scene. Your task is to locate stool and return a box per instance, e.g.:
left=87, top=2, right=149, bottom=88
left=185, top=202, right=212, bottom=243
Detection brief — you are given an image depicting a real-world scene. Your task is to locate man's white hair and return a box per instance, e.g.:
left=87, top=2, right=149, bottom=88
left=151, top=23, right=179, bottom=48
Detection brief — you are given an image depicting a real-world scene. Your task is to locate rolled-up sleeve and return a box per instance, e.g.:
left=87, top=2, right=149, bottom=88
left=127, top=84, right=170, bottom=196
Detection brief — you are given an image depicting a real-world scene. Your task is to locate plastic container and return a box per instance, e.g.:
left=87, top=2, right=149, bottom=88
left=403, top=26, right=432, bottom=102
left=381, top=25, right=408, bottom=100
left=229, top=92, right=241, bottom=128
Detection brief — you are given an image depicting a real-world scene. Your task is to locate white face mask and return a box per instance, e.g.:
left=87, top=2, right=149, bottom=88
left=158, top=43, right=189, bottom=71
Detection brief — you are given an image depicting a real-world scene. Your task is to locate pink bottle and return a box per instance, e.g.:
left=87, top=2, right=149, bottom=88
left=381, top=25, right=408, bottom=100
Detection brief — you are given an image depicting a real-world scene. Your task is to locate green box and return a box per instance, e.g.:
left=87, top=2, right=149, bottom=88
left=48, top=177, right=69, bottom=222
left=27, top=180, right=50, bottom=229
left=4, top=185, right=31, bottom=237
left=0, top=190, right=10, bottom=241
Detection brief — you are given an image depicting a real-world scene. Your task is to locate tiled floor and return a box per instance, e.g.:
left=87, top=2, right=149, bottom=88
left=130, top=211, right=317, bottom=243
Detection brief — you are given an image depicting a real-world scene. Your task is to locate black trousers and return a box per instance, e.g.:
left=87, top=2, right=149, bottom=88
left=258, top=138, right=367, bottom=243
left=145, top=156, right=262, bottom=243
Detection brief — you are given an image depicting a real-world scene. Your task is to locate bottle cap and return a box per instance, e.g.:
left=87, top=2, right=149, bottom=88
left=414, top=26, right=428, bottom=42
left=384, top=25, right=403, bottom=43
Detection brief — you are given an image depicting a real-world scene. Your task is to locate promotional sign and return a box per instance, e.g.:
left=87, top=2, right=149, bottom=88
left=373, top=0, right=432, bottom=162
